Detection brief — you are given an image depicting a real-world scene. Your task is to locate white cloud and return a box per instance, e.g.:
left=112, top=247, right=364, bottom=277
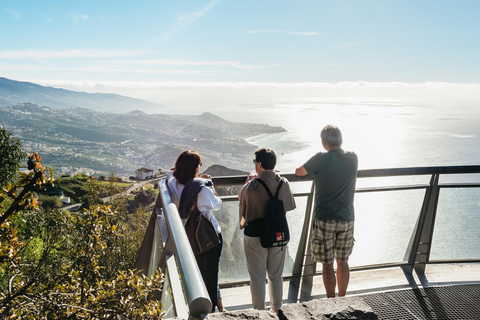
left=177, top=12, right=203, bottom=22
left=26, top=80, right=480, bottom=109
left=4, top=7, right=20, bottom=19
left=31, top=80, right=480, bottom=90
left=248, top=30, right=318, bottom=36
left=71, top=14, right=89, bottom=23
left=117, top=59, right=271, bottom=70
left=158, top=0, right=223, bottom=40
left=4, top=63, right=252, bottom=77
left=75, top=66, right=248, bottom=76
left=0, top=49, right=146, bottom=59
left=333, top=42, right=367, bottom=49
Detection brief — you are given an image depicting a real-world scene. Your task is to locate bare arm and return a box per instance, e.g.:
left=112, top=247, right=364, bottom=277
left=295, top=166, right=308, bottom=176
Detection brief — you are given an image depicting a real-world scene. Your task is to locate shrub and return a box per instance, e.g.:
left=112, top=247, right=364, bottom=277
left=37, top=194, right=63, bottom=208
left=0, top=153, right=164, bottom=319
left=0, top=126, right=25, bottom=188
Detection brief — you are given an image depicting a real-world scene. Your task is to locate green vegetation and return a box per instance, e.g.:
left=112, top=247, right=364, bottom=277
left=1, top=148, right=164, bottom=318
left=37, top=194, right=63, bottom=208
left=127, top=187, right=158, bottom=214
left=47, top=173, right=133, bottom=206
left=0, top=125, right=25, bottom=188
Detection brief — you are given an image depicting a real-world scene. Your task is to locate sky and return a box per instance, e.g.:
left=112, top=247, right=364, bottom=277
left=2, top=0, right=480, bottom=105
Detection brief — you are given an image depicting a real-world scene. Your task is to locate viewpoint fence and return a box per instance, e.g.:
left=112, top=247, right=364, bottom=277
left=135, top=165, right=480, bottom=318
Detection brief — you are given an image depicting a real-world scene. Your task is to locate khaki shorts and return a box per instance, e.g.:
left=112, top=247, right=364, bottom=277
left=310, top=220, right=354, bottom=264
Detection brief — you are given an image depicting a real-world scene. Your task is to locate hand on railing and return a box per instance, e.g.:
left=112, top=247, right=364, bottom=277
left=245, top=172, right=258, bottom=183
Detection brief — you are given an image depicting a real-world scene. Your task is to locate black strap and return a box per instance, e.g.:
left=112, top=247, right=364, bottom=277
left=256, top=178, right=283, bottom=200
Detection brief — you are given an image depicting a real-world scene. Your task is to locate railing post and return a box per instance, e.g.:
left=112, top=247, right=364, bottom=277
left=403, top=173, right=440, bottom=274
left=135, top=206, right=164, bottom=278
left=297, top=183, right=317, bottom=302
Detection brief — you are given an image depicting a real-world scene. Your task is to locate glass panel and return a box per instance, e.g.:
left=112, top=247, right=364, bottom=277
left=160, top=265, right=176, bottom=318
left=356, top=175, right=431, bottom=189
left=348, top=189, right=424, bottom=267
left=217, top=201, right=248, bottom=282
left=217, top=196, right=309, bottom=283
left=439, top=173, right=480, bottom=184
left=289, top=180, right=314, bottom=194
left=148, top=217, right=163, bottom=277
left=430, top=188, right=480, bottom=260
left=285, top=196, right=308, bottom=275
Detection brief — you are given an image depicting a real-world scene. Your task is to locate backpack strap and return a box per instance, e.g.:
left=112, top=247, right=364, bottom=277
left=256, top=178, right=283, bottom=200
left=274, top=179, right=284, bottom=199
left=179, top=178, right=204, bottom=219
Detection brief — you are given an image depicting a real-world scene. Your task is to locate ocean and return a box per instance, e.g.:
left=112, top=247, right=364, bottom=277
left=161, top=97, right=480, bottom=279
left=162, top=96, right=480, bottom=171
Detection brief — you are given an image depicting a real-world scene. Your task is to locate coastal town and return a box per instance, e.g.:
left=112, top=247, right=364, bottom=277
left=0, top=102, right=285, bottom=178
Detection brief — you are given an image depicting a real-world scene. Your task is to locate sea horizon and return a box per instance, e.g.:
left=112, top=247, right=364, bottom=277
left=157, top=96, right=480, bottom=275
left=156, top=95, right=480, bottom=173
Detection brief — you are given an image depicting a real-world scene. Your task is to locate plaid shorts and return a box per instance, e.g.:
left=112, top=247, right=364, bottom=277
left=310, top=220, right=355, bottom=264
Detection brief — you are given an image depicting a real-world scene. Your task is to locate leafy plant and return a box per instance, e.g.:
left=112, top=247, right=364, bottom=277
left=0, top=125, right=25, bottom=188
left=0, top=153, right=165, bottom=319
left=37, top=194, right=63, bottom=208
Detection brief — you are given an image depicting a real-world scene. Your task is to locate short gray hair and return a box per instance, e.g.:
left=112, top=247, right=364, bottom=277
left=320, top=125, right=343, bottom=147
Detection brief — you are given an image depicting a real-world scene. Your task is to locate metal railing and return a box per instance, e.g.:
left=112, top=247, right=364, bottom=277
left=136, top=165, right=480, bottom=317
left=136, top=180, right=211, bottom=319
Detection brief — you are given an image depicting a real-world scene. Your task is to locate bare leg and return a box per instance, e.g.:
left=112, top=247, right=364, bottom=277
left=336, top=260, right=350, bottom=297
left=322, top=262, right=336, bottom=298
left=217, top=297, right=226, bottom=312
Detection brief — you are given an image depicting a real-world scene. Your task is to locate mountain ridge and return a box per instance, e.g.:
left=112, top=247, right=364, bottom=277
left=0, top=77, right=163, bottom=113
left=0, top=103, right=285, bottom=175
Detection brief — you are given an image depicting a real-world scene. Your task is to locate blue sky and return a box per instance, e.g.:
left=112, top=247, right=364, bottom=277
left=2, top=0, right=480, bottom=102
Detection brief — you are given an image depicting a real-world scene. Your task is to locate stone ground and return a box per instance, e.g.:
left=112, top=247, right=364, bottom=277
left=203, top=296, right=377, bottom=320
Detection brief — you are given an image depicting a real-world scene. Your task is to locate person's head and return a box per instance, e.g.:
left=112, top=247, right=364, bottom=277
left=254, top=148, right=276, bottom=171
left=320, top=125, right=343, bottom=150
left=173, top=150, right=202, bottom=184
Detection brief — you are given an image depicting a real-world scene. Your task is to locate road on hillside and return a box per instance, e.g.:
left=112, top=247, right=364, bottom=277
left=100, top=175, right=165, bottom=203
left=60, top=175, right=165, bottom=211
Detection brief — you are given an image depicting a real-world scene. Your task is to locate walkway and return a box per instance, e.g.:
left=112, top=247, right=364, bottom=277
left=219, top=263, right=480, bottom=319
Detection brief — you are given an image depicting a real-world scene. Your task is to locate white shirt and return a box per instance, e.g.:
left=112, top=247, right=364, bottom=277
left=166, top=171, right=222, bottom=233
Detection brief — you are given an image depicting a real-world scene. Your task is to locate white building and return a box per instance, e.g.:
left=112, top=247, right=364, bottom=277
left=135, top=167, right=155, bottom=180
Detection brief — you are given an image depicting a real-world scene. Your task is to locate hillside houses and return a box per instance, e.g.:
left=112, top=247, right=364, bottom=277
left=135, top=167, right=155, bottom=180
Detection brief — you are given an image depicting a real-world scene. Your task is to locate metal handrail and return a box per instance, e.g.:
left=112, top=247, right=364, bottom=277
left=210, top=165, right=480, bottom=294
left=211, top=165, right=480, bottom=185
left=137, top=165, right=480, bottom=314
left=157, top=180, right=212, bottom=317
left=135, top=180, right=212, bottom=318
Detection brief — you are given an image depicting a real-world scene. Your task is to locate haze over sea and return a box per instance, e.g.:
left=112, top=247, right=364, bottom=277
left=154, top=88, right=480, bottom=174
left=155, top=89, right=480, bottom=270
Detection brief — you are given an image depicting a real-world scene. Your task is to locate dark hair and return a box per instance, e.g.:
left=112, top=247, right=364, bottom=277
left=321, top=124, right=343, bottom=148
left=254, top=148, right=276, bottom=170
left=173, top=150, right=202, bottom=185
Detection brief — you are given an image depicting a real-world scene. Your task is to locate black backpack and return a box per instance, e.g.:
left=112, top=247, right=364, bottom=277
left=256, top=178, right=290, bottom=248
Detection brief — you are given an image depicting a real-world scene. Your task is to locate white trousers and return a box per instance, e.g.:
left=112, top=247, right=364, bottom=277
left=244, top=235, right=286, bottom=311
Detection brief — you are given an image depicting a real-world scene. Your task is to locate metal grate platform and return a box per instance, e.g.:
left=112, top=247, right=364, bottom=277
left=362, top=284, right=480, bottom=320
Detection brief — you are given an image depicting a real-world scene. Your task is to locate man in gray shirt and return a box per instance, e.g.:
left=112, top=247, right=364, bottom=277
left=239, top=148, right=296, bottom=313
left=295, top=125, right=358, bottom=298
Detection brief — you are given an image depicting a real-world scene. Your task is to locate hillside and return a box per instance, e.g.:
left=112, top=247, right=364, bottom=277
left=0, top=77, right=162, bottom=113
left=204, top=165, right=248, bottom=177
left=0, top=103, right=285, bottom=175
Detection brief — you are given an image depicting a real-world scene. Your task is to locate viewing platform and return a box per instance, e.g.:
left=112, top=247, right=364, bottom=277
left=136, top=166, right=480, bottom=319
left=219, top=263, right=480, bottom=319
